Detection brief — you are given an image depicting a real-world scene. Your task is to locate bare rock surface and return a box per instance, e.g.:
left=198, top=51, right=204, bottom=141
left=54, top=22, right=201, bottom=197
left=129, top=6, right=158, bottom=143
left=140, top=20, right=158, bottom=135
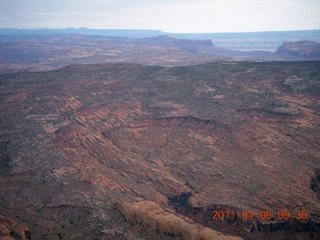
left=116, top=200, right=243, bottom=240
left=0, top=216, right=31, bottom=240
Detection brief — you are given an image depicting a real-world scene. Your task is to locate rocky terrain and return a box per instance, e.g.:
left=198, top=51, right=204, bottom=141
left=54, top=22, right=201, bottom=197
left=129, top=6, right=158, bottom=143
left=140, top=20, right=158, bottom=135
left=0, top=35, right=224, bottom=73
left=1, top=33, right=320, bottom=73
left=0, top=61, right=319, bottom=239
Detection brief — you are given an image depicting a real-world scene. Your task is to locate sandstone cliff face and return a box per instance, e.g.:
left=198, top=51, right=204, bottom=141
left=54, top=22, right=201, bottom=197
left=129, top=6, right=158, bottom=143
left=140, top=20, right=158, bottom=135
left=0, top=61, right=320, bottom=239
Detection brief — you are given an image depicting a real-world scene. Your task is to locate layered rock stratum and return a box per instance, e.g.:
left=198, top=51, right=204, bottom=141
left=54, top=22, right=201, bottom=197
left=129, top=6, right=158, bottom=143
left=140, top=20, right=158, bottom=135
left=0, top=61, right=319, bottom=239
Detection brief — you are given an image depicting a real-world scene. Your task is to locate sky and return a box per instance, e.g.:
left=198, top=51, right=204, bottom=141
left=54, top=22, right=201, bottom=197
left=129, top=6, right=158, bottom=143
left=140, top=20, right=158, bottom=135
left=0, top=0, right=319, bottom=33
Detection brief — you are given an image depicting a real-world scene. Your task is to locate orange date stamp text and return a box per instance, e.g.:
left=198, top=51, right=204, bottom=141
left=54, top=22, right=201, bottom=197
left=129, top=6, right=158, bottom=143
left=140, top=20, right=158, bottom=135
left=212, top=209, right=308, bottom=220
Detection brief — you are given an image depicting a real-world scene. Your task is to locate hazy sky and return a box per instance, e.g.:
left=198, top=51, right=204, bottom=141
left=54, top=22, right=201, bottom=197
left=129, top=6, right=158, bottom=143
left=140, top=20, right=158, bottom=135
left=1, top=0, right=319, bottom=33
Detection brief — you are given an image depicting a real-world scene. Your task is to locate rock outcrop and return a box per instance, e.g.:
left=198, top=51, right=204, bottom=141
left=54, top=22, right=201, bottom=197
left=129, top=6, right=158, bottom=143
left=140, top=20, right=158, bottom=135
left=0, top=216, right=31, bottom=240
left=115, top=201, right=242, bottom=240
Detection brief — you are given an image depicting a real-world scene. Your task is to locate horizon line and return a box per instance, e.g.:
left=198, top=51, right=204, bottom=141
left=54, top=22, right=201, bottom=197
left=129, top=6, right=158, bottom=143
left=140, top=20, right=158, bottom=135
left=1, top=27, right=320, bottom=35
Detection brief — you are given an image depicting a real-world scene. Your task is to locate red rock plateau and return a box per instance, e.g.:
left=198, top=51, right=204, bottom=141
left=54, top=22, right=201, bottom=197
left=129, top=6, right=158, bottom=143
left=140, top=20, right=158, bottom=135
left=0, top=61, right=320, bottom=239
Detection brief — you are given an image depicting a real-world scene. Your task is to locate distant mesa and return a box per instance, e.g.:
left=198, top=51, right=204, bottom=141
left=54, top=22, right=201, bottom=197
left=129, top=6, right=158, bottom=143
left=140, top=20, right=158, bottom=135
left=142, top=35, right=214, bottom=52
left=276, top=40, right=320, bottom=59
left=1, top=29, right=320, bottom=73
